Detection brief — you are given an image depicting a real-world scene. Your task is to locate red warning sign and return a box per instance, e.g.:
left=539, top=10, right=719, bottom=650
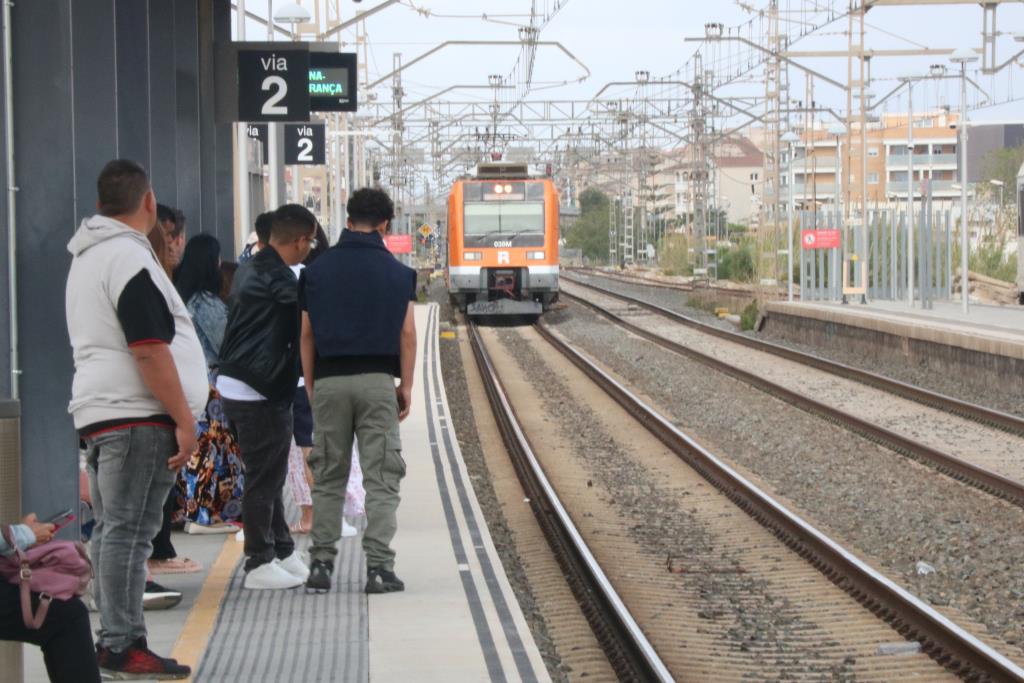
left=384, top=234, right=413, bottom=254
left=801, top=229, right=841, bottom=250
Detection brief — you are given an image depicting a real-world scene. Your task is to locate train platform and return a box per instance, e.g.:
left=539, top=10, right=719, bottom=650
left=761, top=298, right=1024, bottom=396
left=765, top=299, right=1024, bottom=356
left=24, top=303, right=549, bottom=683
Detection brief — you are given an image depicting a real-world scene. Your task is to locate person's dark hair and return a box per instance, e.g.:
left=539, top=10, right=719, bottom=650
left=97, top=159, right=150, bottom=217
left=174, top=234, right=222, bottom=304
left=254, top=212, right=274, bottom=245
left=173, top=209, right=186, bottom=237
left=156, top=204, right=176, bottom=225
left=303, top=223, right=329, bottom=265
left=156, top=205, right=185, bottom=239
left=270, top=204, right=317, bottom=243
left=219, top=261, right=238, bottom=302
left=346, top=187, right=395, bottom=227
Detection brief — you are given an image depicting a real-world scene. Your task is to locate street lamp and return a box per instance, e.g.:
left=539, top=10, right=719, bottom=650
left=991, top=178, right=1005, bottom=206
left=950, top=46, right=979, bottom=314
left=781, top=130, right=800, bottom=302
left=273, top=2, right=312, bottom=28
left=898, top=73, right=919, bottom=306
left=828, top=122, right=847, bottom=300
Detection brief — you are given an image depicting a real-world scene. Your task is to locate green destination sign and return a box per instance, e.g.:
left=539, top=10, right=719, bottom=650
left=309, top=52, right=357, bottom=112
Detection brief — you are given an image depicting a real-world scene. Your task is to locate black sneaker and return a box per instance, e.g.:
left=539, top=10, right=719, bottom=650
left=365, top=567, right=404, bottom=594
left=305, top=559, right=333, bottom=593
left=96, top=637, right=190, bottom=679
left=142, top=581, right=182, bottom=611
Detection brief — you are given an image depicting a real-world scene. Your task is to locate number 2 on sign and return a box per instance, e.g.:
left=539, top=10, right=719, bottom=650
left=261, top=76, right=288, bottom=115
left=297, top=138, right=313, bottom=162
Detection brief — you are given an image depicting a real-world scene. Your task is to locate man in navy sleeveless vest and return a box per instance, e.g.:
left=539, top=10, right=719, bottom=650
left=300, top=188, right=418, bottom=594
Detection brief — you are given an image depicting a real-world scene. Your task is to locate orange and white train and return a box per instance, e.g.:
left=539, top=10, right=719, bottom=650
left=447, top=163, right=560, bottom=316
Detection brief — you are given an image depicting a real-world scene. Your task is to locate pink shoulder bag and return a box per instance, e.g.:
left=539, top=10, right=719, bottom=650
left=0, top=525, right=92, bottom=629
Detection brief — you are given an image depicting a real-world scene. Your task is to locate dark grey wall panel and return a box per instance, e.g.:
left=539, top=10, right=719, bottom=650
left=6, top=0, right=235, bottom=518
left=71, top=0, right=117, bottom=221
left=12, top=0, right=78, bottom=522
left=174, top=0, right=201, bottom=232
left=197, top=0, right=234, bottom=255
left=148, top=0, right=179, bottom=208
left=0, top=7, right=10, bottom=400
left=114, top=0, right=151, bottom=168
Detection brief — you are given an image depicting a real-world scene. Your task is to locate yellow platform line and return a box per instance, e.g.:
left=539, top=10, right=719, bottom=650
left=170, top=536, right=243, bottom=679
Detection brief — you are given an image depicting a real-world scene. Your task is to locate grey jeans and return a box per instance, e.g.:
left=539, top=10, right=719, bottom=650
left=84, top=425, right=178, bottom=651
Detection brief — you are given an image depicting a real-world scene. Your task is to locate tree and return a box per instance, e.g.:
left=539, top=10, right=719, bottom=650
left=979, top=145, right=1024, bottom=206
left=563, top=188, right=610, bottom=262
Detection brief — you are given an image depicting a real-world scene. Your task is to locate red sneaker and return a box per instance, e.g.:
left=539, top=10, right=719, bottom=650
left=97, top=637, right=190, bottom=680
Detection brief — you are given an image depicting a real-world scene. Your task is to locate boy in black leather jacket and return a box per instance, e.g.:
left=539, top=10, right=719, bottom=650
left=218, top=204, right=317, bottom=590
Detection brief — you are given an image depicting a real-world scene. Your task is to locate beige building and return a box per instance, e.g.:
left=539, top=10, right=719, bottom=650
left=781, top=111, right=961, bottom=209
left=657, top=135, right=765, bottom=226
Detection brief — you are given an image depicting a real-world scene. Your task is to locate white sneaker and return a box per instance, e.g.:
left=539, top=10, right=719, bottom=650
left=243, top=561, right=303, bottom=590
left=276, top=553, right=310, bottom=582
left=341, top=520, right=358, bottom=538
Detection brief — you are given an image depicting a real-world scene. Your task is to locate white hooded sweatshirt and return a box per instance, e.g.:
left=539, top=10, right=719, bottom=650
left=66, top=215, right=208, bottom=430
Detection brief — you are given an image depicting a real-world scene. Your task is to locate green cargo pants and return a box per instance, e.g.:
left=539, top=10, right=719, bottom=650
left=308, top=373, right=406, bottom=570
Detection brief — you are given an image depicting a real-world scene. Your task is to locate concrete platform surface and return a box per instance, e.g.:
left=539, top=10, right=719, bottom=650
left=767, top=299, right=1024, bottom=360
left=25, top=303, right=549, bottom=683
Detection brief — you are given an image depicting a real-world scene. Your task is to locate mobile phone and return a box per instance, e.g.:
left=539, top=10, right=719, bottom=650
left=44, top=509, right=75, bottom=527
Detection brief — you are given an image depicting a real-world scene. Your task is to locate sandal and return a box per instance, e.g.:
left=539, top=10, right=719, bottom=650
left=148, top=557, right=203, bottom=574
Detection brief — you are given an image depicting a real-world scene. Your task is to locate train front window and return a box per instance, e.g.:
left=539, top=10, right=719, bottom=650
left=464, top=202, right=545, bottom=236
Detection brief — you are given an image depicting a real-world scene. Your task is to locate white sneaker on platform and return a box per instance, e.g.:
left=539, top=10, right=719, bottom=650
left=276, top=553, right=310, bottom=582
left=244, top=561, right=303, bottom=590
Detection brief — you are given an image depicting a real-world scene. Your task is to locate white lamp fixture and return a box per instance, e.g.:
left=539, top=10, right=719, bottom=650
left=273, top=2, right=312, bottom=24
left=949, top=46, right=979, bottom=65
left=827, top=122, right=847, bottom=137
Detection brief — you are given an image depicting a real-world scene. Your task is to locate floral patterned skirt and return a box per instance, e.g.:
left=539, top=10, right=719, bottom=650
left=176, top=378, right=245, bottom=526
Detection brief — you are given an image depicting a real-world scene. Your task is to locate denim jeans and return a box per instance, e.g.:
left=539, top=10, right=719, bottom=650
left=84, top=425, right=178, bottom=651
left=222, top=398, right=295, bottom=571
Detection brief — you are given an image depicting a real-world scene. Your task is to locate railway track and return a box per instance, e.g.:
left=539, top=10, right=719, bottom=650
left=468, top=319, right=1024, bottom=682
left=560, top=273, right=1024, bottom=509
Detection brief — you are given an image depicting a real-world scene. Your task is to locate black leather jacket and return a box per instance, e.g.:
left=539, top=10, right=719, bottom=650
left=218, top=246, right=300, bottom=402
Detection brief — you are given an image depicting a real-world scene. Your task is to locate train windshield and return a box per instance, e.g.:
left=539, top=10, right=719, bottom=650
left=464, top=202, right=545, bottom=236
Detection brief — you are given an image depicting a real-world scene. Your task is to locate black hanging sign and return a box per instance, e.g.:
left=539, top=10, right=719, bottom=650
left=237, top=50, right=310, bottom=122
left=284, top=123, right=326, bottom=165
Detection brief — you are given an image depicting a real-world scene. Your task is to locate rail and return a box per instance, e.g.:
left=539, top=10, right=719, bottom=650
left=533, top=320, right=1024, bottom=682
left=563, top=272, right=1024, bottom=437
left=467, top=322, right=674, bottom=683
left=559, top=280, right=1024, bottom=509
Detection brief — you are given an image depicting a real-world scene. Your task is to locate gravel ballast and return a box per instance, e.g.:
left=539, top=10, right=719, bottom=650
left=568, top=271, right=1023, bottom=417
left=545, top=301, right=1024, bottom=657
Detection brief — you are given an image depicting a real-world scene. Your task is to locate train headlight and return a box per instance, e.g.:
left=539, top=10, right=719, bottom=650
left=463, top=251, right=483, bottom=261
left=527, top=251, right=545, bottom=260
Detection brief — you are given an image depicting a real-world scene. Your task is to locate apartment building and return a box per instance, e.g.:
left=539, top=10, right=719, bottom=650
left=658, top=135, right=765, bottom=225
left=781, top=112, right=960, bottom=208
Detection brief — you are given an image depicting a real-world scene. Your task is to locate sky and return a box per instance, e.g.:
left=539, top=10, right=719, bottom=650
left=241, top=1, right=1024, bottom=125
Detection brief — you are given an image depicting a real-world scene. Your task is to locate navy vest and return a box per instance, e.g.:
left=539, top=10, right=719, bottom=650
left=300, top=230, right=416, bottom=360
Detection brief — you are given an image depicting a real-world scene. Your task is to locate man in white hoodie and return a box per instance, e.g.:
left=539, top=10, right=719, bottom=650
left=65, top=159, right=208, bottom=680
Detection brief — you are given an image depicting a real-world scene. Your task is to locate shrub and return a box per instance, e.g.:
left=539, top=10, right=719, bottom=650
left=740, top=299, right=759, bottom=331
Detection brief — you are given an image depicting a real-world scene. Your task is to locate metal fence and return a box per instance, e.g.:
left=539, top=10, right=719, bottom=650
left=797, top=207, right=952, bottom=305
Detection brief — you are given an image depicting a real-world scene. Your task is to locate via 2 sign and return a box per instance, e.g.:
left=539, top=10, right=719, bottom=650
left=284, top=123, right=326, bottom=165
left=237, top=50, right=310, bottom=122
